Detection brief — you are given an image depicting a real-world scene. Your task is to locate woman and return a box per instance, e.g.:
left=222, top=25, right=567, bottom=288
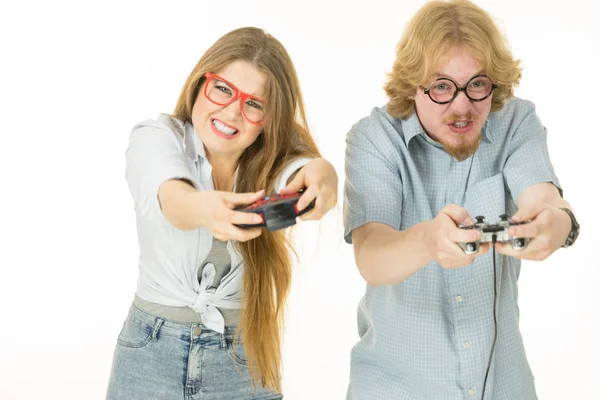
left=106, top=27, right=338, bottom=400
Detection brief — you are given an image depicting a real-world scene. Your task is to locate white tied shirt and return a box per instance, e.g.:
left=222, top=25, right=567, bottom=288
left=126, top=114, right=310, bottom=333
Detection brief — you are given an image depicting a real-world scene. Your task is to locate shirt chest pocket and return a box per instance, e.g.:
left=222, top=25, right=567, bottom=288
left=463, top=173, right=506, bottom=222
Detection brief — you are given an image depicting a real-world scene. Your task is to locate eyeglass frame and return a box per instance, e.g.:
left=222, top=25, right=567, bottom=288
left=202, top=72, right=267, bottom=125
left=420, top=74, right=498, bottom=105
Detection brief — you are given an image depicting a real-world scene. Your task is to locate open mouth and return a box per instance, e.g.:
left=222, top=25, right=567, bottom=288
left=211, top=118, right=239, bottom=139
left=447, top=120, right=473, bottom=133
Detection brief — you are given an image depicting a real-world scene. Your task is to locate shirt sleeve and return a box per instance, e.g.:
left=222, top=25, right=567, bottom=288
left=503, top=104, right=561, bottom=204
left=273, top=157, right=313, bottom=193
left=125, top=123, right=199, bottom=216
left=343, top=126, right=403, bottom=244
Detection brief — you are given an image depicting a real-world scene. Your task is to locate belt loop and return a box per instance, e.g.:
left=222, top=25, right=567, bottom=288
left=220, top=331, right=226, bottom=349
left=152, top=318, right=164, bottom=341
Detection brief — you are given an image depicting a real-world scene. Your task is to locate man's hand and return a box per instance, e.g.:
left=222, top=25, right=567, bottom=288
left=496, top=204, right=571, bottom=260
left=497, top=182, right=573, bottom=260
left=425, top=204, right=490, bottom=269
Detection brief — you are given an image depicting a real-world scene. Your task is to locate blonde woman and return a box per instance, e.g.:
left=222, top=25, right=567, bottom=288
left=107, top=27, right=337, bottom=400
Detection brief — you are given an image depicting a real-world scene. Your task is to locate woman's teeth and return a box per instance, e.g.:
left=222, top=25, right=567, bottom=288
left=213, top=120, right=238, bottom=135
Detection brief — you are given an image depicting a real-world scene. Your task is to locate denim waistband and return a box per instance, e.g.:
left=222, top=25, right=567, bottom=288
left=133, top=295, right=241, bottom=327
left=126, top=301, right=241, bottom=347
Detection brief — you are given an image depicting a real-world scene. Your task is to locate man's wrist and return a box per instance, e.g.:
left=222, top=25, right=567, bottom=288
left=559, top=207, right=579, bottom=248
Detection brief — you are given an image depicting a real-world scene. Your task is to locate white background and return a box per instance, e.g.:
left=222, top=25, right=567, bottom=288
left=1, top=0, right=599, bottom=399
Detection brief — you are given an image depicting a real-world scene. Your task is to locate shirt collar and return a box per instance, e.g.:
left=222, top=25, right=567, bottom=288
left=183, top=120, right=239, bottom=187
left=400, top=111, right=427, bottom=147
left=183, top=120, right=207, bottom=162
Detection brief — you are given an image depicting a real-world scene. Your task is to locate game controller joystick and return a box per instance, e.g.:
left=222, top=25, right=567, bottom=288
left=458, top=214, right=529, bottom=255
left=235, top=191, right=315, bottom=232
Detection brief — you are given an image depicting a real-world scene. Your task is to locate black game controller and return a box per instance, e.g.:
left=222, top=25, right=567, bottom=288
left=234, top=191, right=315, bottom=232
left=458, top=214, right=529, bottom=255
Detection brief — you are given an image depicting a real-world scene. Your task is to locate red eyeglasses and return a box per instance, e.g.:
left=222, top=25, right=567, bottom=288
left=203, top=72, right=266, bottom=125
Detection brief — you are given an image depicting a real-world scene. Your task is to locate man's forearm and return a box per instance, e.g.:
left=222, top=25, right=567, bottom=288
left=517, top=182, right=572, bottom=213
left=354, top=221, right=434, bottom=286
left=546, top=196, right=573, bottom=212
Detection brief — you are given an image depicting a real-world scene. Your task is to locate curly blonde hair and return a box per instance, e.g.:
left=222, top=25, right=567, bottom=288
left=385, top=0, right=522, bottom=119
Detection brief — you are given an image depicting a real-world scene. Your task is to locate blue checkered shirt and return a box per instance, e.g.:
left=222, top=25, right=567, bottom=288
left=343, top=97, right=560, bottom=400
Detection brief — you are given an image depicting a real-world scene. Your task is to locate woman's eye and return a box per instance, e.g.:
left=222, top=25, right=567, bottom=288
left=246, top=100, right=263, bottom=110
left=216, top=85, right=232, bottom=95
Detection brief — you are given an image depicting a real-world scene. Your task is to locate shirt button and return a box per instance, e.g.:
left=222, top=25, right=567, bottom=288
left=468, top=389, right=476, bottom=396
left=463, top=342, right=470, bottom=349
left=456, top=295, right=463, bottom=302
left=193, top=326, right=202, bottom=336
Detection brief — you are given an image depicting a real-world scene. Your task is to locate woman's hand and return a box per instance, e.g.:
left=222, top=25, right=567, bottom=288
left=193, top=190, right=267, bottom=241
left=158, top=179, right=266, bottom=241
left=278, top=158, right=338, bottom=220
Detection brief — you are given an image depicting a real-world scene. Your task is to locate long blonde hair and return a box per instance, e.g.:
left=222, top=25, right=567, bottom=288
left=173, top=27, right=320, bottom=391
left=385, top=0, right=522, bottom=119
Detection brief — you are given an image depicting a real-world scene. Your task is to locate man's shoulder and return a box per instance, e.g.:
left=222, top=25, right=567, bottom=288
left=349, top=104, right=403, bottom=138
left=490, top=97, right=536, bottom=122
left=485, top=97, right=540, bottom=143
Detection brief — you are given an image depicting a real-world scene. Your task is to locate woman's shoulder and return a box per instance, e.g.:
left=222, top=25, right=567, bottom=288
left=131, top=113, right=187, bottom=141
left=127, top=114, right=199, bottom=162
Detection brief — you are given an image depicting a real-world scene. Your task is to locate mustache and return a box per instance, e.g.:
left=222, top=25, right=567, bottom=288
left=443, top=112, right=477, bottom=124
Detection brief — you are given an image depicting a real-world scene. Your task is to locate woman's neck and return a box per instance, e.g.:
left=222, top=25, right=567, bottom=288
left=208, top=154, right=238, bottom=192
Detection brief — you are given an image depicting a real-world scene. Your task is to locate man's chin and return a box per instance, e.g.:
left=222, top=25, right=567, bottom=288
left=441, top=134, right=481, bottom=162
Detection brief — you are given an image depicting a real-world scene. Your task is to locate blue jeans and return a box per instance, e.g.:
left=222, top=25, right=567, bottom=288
left=106, top=303, right=283, bottom=400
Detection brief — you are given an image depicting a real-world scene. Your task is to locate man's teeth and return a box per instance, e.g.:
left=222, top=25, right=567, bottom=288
left=453, top=121, right=468, bottom=128
left=213, top=120, right=238, bottom=135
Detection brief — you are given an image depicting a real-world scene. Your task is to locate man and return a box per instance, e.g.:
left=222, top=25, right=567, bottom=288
left=343, top=0, right=580, bottom=399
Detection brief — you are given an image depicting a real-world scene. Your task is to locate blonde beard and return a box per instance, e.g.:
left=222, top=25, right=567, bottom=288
left=441, top=133, right=481, bottom=161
